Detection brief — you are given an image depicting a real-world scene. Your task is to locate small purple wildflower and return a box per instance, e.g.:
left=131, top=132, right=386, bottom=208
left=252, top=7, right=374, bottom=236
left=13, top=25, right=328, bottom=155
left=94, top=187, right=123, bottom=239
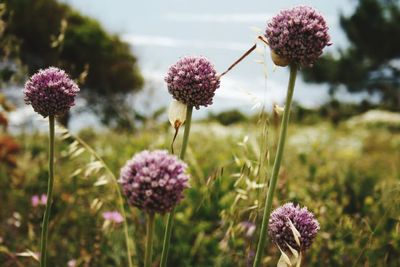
left=247, top=250, right=255, bottom=267
left=31, top=195, right=40, bottom=207
left=31, top=194, right=47, bottom=207
left=268, top=203, right=320, bottom=252
left=265, top=6, right=331, bottom=67
left=40, top=194, right=47, bottom=205
left=102, top=211, right=124, bottom=224
left=165, top=56, right=220, bottom=109
left=240, top=221, right=256, bottom=238
left=119, top=150, right=190, bottom=214
left=24, top=67, right=79, bottom=117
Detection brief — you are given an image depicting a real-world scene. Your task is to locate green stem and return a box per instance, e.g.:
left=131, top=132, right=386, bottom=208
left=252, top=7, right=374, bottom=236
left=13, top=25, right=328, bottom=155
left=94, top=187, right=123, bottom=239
left=40, top=115, right=55, bottom=267
left=144, top=213, right=155, bottom=267
left=68, top=132, right=135, bottom=267
left=179, top=106, right=193, bottom=160
left=160, top=106, right=193, bottom=267
left=253, top=64, right=298, bottom=267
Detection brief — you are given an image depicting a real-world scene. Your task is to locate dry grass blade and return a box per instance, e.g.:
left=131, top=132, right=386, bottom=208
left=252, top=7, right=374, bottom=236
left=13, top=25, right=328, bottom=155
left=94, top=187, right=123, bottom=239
left=55, top=125, right=136, bottom=267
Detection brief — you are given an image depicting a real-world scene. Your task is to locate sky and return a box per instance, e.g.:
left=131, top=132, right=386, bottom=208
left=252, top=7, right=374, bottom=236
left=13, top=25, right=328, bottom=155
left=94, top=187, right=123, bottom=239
left=10, top=0, right=366, bottom=131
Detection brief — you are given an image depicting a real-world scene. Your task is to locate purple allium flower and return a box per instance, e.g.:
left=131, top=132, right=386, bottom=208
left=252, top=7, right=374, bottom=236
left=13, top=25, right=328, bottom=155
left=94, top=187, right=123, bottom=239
left=268, top=203, right=320, bottom=252
left=24, top=67, right=79, bottom=117
left=165, top=56, right=220, bottom=109
left=102, top=211, right=124, bottom=224
left=265, top=6, right=331, bottom=67
left=119, top=150, right=190, bottom=214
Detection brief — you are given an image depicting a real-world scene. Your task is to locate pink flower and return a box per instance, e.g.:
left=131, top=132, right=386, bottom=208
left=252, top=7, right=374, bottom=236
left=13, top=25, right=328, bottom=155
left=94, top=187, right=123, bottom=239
left=40, top=194, right=47, bottom=205
left=31, top=195, right=40, bottom=207
left=68, top=259, right=77, bottom=267
left=102, top=211, right=124, bottom=224
left=31, top=194, right=48, bottom=207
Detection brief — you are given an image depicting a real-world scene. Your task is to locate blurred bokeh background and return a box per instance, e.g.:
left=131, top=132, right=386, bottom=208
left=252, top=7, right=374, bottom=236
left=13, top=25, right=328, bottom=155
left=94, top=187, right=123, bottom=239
left=1, top=0, right=399, bottom=266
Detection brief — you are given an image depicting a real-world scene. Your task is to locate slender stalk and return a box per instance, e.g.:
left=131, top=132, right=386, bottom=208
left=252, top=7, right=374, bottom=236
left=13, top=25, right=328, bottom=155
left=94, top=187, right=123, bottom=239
left=66, top=131, right=135, bottom=267
left=219, top=35, right=269, bottom=79
left=144, top=213, right=155, bottom=267
left=253, top=64, right=298, bottom=267
left=352, top=210, right=388, bottom=267
left=219, top=44, right=257, bottom=78
left=257, top=35, right=269, bottom=46
left=40, top=115, right=55, bottom=267
left=160, top=106, right=193, bottom=267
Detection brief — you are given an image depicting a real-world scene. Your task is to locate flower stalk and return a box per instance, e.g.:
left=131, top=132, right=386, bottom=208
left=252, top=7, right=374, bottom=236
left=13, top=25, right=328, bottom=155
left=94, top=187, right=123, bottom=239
left=144, top=213, right=155, bottom=267
left=253, top=64, right=298, bottom=267
left=219, top=44, right=257, bottom=78
left=160, top=105, right=193, bottom=267
left=40, top=115, right=55, bottom=267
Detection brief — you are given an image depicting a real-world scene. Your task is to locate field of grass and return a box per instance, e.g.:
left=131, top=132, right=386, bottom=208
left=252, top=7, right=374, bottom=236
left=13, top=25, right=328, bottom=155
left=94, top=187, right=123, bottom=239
left=1, top=118, right=400, bottom=266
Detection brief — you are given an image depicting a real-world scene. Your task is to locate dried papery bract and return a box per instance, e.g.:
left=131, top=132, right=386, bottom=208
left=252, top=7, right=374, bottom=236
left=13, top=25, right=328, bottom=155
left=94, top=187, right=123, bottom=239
left=24, top=67, right=79, bottom=267
left=271, top=51, right=290, bottom=67
left=168, top=100, right=187, bottom=130
left=168, top=100, right=188, bottom=153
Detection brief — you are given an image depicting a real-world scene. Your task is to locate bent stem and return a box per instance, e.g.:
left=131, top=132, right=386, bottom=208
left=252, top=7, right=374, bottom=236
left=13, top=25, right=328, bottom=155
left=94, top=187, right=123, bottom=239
left=40, top=115, right=55, bottom=267
left=144, top=213, right=155, bottom=267
left=219, top=44, right=257, bottom=78
left=219, top=35, right=270, bottom=79
left=253, top=64, right=298, bottom=267
left=160, top=106, right=193, bottom=267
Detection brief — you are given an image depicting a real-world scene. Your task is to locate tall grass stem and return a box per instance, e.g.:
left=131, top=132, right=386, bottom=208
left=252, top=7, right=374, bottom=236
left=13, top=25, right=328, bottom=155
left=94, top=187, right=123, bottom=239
left=61, top=129, right=135, bottom=267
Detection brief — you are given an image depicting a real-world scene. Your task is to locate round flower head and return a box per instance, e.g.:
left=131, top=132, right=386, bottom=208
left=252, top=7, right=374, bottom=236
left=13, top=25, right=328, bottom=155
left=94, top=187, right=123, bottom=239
left=268, top=203, right=319, bottom=252
left=165, top=56, right=220, bottom=109
left=265, top=6, right=331, bottom=67
left=119, top=150, right=190, bottom=214
left=24, top=67, right=79, bottom=117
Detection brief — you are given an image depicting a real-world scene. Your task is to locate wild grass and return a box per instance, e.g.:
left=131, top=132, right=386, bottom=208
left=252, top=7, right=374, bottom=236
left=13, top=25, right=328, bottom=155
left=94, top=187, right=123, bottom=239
left=1, top=119, right=399, bottom=266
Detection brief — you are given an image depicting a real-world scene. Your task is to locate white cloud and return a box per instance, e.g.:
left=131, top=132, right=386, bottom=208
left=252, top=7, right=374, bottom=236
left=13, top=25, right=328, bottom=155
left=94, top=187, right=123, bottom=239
left=122, top=34, right=250, bottom=51
left=164, top=12, right=337, bottom=26
left=164, top=13, right=273, bottom=23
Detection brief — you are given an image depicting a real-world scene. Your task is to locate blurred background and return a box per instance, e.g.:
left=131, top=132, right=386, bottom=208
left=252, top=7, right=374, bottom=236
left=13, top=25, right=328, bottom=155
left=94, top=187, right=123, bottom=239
left=1, top=0, right=399, bottom=266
